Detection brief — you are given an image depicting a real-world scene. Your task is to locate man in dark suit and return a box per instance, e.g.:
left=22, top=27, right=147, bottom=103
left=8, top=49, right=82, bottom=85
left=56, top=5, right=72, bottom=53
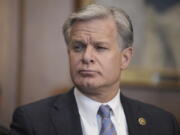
left=10, top=4, right=180, bottom=135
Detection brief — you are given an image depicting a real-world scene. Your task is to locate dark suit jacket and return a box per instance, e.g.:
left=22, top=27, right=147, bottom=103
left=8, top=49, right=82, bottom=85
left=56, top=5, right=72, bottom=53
left=10, top=88, right=180, bottom=135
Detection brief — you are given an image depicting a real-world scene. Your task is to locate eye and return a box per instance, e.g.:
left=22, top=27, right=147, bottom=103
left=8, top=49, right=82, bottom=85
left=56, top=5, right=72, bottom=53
left=96, top=46, right=106, bottom=50
left=71, top=41, right=86, bottom=52
left=94, top=43, right=108, bottom=52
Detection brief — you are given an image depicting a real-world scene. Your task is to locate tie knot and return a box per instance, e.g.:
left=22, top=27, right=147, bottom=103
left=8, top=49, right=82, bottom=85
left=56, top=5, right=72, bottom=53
left=98, top=105, right=111, bottom=118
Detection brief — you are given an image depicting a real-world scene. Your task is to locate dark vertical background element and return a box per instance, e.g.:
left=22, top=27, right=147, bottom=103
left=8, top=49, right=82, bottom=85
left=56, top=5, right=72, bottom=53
left=74, top=0, right=81, bottom=11
left=155, top=25, right=177, bottom=68
left=145, top=0, right=179, bottom=68
left=145, top=0, right=180, bottom=13
left=75, top=0, right=94, bottom=11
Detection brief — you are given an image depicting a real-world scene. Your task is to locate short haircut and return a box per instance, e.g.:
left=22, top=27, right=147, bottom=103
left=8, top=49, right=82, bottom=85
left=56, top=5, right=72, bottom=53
left=63, top=4, right=133, bottom=49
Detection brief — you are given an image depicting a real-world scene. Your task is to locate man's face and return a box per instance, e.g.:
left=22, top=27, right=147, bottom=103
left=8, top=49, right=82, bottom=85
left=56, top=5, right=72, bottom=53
left=68, top=17, right=132, bottom=93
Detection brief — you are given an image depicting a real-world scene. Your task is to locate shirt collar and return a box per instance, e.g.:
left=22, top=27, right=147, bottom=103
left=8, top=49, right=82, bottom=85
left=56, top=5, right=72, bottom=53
left=74, top=87, right=121, bottom=125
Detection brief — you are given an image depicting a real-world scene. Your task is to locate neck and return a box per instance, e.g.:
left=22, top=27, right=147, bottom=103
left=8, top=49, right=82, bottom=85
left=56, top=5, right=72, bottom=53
left=77, top=83, right=120, bottom=103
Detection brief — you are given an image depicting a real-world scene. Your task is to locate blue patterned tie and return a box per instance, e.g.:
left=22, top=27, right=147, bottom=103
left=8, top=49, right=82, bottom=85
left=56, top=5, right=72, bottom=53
left=98, top=105, right=117, bottom=135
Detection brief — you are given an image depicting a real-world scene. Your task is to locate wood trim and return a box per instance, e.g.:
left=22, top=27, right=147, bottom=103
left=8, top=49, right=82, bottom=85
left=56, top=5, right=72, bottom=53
left=74, top=0, right=94, bottom=11
left=121, top=69, right=180, bottom=88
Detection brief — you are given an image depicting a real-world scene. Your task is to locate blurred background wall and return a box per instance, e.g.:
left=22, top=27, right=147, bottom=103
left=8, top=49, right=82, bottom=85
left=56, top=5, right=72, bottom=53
left=0, top=0, right=74, bottom=127
left=0, top=0, right=21, bottom=128
left=0, top=0, right=180, bottom=128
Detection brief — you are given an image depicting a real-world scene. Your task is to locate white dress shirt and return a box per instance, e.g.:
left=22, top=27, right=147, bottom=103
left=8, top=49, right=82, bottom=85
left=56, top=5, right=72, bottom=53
left=74, top=87, right=129, bottom=135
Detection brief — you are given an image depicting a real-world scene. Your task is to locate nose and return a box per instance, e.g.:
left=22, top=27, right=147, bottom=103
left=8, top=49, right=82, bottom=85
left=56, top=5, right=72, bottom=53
left=82, top=46, right=95, bottom=64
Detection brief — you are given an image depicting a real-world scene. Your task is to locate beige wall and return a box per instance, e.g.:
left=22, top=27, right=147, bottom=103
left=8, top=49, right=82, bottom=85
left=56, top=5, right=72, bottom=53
left=20, top=0, right=73, bottom=105
left=0, top=0, right=73, bottom=127
left=0, top=0, right=20, bottom=127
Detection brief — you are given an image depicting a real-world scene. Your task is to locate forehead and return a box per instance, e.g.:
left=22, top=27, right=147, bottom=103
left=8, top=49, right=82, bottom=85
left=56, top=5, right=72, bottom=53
left=70, top=16, right=118, bottom=41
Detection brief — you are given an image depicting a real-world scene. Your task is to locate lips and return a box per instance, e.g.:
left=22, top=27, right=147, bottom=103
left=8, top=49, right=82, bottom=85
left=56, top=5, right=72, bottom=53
left=78, top=69, right=98, bottom=76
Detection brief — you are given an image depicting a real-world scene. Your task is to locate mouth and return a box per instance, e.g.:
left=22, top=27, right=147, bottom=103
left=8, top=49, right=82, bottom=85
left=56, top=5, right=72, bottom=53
left=78, top=69, right=98, bottom=76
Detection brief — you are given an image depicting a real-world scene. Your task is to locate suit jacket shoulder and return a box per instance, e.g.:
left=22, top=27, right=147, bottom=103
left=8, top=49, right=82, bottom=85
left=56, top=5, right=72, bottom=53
left=121, top=93, right=180, bottom=135
left=10, top=89, right=83, bottom=135
left=123, top=94, right=173, bottom=117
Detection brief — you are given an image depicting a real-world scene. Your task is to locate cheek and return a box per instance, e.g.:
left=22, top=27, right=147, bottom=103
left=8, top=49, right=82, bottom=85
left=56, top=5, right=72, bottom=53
left=69, top=54, right=80, bottom=73
left=101, top=54, right=121, bottom=74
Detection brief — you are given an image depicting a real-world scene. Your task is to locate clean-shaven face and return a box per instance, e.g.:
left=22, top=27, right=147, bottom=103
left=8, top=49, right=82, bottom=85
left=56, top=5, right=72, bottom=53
left=68, top=16, right=131, bottom=95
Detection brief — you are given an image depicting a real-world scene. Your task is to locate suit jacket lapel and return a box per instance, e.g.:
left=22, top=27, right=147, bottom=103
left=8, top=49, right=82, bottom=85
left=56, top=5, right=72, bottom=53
left=121, top=93, right=149, bottom=135
left=50, top=89, right=150, bottom=135
left=50, top=89, right=83, bottom=135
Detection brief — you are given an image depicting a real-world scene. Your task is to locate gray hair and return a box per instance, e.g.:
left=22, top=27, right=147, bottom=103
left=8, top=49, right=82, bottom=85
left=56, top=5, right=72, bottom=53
left=63, top=4, right=133, bottom=49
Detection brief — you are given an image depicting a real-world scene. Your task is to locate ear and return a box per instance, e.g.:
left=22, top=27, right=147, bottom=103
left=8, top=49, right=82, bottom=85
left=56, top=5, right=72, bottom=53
left=120, top=47, right=133, bottom=70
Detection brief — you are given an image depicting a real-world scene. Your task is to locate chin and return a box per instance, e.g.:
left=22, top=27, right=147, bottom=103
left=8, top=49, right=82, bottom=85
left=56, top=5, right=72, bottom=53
left=75, top=81, right=99, bottom=90
left=76, top=84, right=101, bottom=96
left=72, top=75, right=103, bottom=89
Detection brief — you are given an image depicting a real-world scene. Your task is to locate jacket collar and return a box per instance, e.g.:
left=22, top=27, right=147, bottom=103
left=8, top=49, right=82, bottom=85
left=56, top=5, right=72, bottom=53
left=121, top=93, right=149, bottom=135
left=50, top=88, right=83, bottom=135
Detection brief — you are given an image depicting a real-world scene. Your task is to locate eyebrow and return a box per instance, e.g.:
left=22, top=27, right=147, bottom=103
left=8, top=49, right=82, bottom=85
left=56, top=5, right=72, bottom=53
left=70, top=40, right=86, bottom=45
left=70, top=38, right=110, bottom=47
left=92, top=41, right=109, bottom=46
